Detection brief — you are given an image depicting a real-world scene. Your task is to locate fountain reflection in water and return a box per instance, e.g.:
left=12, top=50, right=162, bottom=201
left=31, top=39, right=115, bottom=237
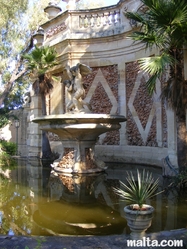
left=33, top=170, right=126, bottom=235
left=0, top=159, right=187, bottom=236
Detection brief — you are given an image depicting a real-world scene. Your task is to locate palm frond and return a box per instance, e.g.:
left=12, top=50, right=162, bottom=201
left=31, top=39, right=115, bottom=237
left=125, top=12, right=147, bottom=25
left=24, top=46, right=57, bottom=74
left=138, top=53, right=174, bottom=75
left=137, top=53, right=175, bottom=93
left=125, top=0, right=187, bottom=111
left=23, top=45, right=58, bottom=96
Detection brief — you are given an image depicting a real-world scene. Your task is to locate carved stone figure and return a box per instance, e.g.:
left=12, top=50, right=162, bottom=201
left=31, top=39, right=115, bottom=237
left=23, top=91, right=31, bottom=106
left=61, top=63, right=92, bottom=113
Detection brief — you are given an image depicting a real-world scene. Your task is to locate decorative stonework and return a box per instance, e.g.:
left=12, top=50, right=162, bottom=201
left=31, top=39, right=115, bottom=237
left=46, top=22, right=67, bottom=38
left=58, top=148, right=75, bottom=169
left=79, top=10, right=121, bottom=28
left=83, top=65, right=119, bottom=145
left=48, top=132, right=60, bottom=141
left=85, top=148, right=97, bottom=169
left=48, top=65, right=120, bottom=146
left=133, top=77, right=154, bottom=130
left=101, top=130, right=120, bottom=145
left=84, top=65, right=118, bottom=114
left=126, top=61, right=167, bottom=147
left=90, top=82, right=113, bottom=114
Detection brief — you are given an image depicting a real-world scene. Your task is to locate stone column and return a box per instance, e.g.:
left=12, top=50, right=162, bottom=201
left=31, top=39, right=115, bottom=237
left=118, top=64, right=128, bottom=145
left=167, top=108, right=178, bottom=167
left=27, top=92, right=42, bottom=157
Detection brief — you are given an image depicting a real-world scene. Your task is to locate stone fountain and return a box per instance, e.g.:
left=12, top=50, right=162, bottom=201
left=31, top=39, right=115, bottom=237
left=33, top=63, right=126, bottom=174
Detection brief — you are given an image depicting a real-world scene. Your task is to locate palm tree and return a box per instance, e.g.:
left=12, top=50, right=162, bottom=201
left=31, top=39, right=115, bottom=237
left=125, top=0, right=187, bottom=167
left=24, top=46, right=57, bottom=159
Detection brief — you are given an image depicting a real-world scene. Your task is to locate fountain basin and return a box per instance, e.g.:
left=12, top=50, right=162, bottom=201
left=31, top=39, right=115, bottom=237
left=33, top=113, right=126, bottom=173
left=33, top=201, right=126, bottom=235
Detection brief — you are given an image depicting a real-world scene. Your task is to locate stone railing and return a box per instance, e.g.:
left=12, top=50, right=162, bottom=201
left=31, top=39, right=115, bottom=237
left=41, top=0, right=140, bottom=44
left=79, top=9, right=121, bottom=28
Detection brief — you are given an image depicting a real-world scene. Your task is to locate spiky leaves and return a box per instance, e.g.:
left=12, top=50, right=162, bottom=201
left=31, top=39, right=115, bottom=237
left=138, top=53, right=175, bottom=93
left=24, top=46, right=57, bottom=95
left=24, top=46, right=57, bottom=76
left=125, top=0, right=187, bottom=112
left=113, top=170, right=160, bottom=209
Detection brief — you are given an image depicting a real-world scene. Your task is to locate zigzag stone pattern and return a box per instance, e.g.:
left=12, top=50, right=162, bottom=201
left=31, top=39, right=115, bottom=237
left=83, top=65, right=120, bottom=145
left=126, top=61, right=167, bottom=147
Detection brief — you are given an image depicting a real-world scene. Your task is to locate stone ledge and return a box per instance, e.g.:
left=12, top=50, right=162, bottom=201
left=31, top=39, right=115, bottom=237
left=0, top=228, right=187, bottom=249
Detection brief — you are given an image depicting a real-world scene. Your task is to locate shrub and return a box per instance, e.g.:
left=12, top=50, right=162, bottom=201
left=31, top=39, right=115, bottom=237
left=172, top=167, right=187, bottom=190
left=0, top=140, right=17, bottom=156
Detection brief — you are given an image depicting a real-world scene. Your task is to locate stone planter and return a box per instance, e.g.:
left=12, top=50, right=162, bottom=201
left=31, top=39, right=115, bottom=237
left=124, top=204, right=154, bottom=238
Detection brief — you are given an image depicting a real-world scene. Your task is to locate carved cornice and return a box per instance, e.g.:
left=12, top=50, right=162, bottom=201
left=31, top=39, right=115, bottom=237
left=46, top=22, right=67, bottom=38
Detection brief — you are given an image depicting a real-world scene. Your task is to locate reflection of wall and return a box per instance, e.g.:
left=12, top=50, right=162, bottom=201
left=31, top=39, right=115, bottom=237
left=11, top=158, right=28, bottom=185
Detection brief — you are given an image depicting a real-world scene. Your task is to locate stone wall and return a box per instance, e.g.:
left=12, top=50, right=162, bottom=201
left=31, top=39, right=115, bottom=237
left=47, top=60, right=173, bottom=167
left=84, top=65, right=120, bottom=145
left=126, top=61, right=168, bottom=148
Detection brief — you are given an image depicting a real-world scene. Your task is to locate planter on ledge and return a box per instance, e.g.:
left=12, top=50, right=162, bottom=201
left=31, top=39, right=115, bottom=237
left=124, top=204, right=154, bottom=239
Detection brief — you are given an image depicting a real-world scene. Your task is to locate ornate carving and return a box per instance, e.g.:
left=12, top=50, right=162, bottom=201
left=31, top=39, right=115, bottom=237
left=61, top=63, right=92, bottom=113
left=46, top=22, right=67, bottom=38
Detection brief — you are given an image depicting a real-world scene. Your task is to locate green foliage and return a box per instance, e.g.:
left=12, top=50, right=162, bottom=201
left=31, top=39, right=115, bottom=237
left=0, top=140, right=17, bottom=155
left=138, top=53, right=175, bottom=93
left=113, top=170, right=160, bottom=208
left=0, top=0, right=28, bottom=28
left=172, top=167, right=187, bottom=190
left=0, top=0, right=29, bottom=73
left=0, top=0, right=59, bottom=109
left=0, top=114, right=9, bottom=129
left=23, top=45, right=57, bottom=158
left=125, top=0, right=187, bottom=112
left=0, top=154, right=17, bottom=170
left=0, top=109, right=20, bottom=131
left=24, top=46, right=57, bottom=76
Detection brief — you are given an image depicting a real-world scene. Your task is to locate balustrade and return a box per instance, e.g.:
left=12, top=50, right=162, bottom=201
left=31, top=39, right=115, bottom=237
left=42, top=5, right=126, bottom=42
left=79, top=10, right=121, bottom=28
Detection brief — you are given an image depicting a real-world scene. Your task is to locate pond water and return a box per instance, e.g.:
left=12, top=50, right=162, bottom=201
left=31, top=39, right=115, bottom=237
left=0, top=158, right=186, bottom=236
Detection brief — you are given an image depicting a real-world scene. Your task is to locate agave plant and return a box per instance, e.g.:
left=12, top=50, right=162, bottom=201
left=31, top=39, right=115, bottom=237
left=114, top=169, right=160, bottom=209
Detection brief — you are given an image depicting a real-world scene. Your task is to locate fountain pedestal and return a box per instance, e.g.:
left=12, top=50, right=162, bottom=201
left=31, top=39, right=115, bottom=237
left=33, top=113, right=126, bottom=174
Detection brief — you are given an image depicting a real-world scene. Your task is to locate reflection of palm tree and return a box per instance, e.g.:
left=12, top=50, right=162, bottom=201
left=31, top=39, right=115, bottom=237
left=125, top=0, right=187, bottom=167
left=24, top=46, right=57, bottom=158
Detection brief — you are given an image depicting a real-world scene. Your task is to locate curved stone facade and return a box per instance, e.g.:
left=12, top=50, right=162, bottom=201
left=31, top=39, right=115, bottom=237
left=24, top=0, right=177, bottom=167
